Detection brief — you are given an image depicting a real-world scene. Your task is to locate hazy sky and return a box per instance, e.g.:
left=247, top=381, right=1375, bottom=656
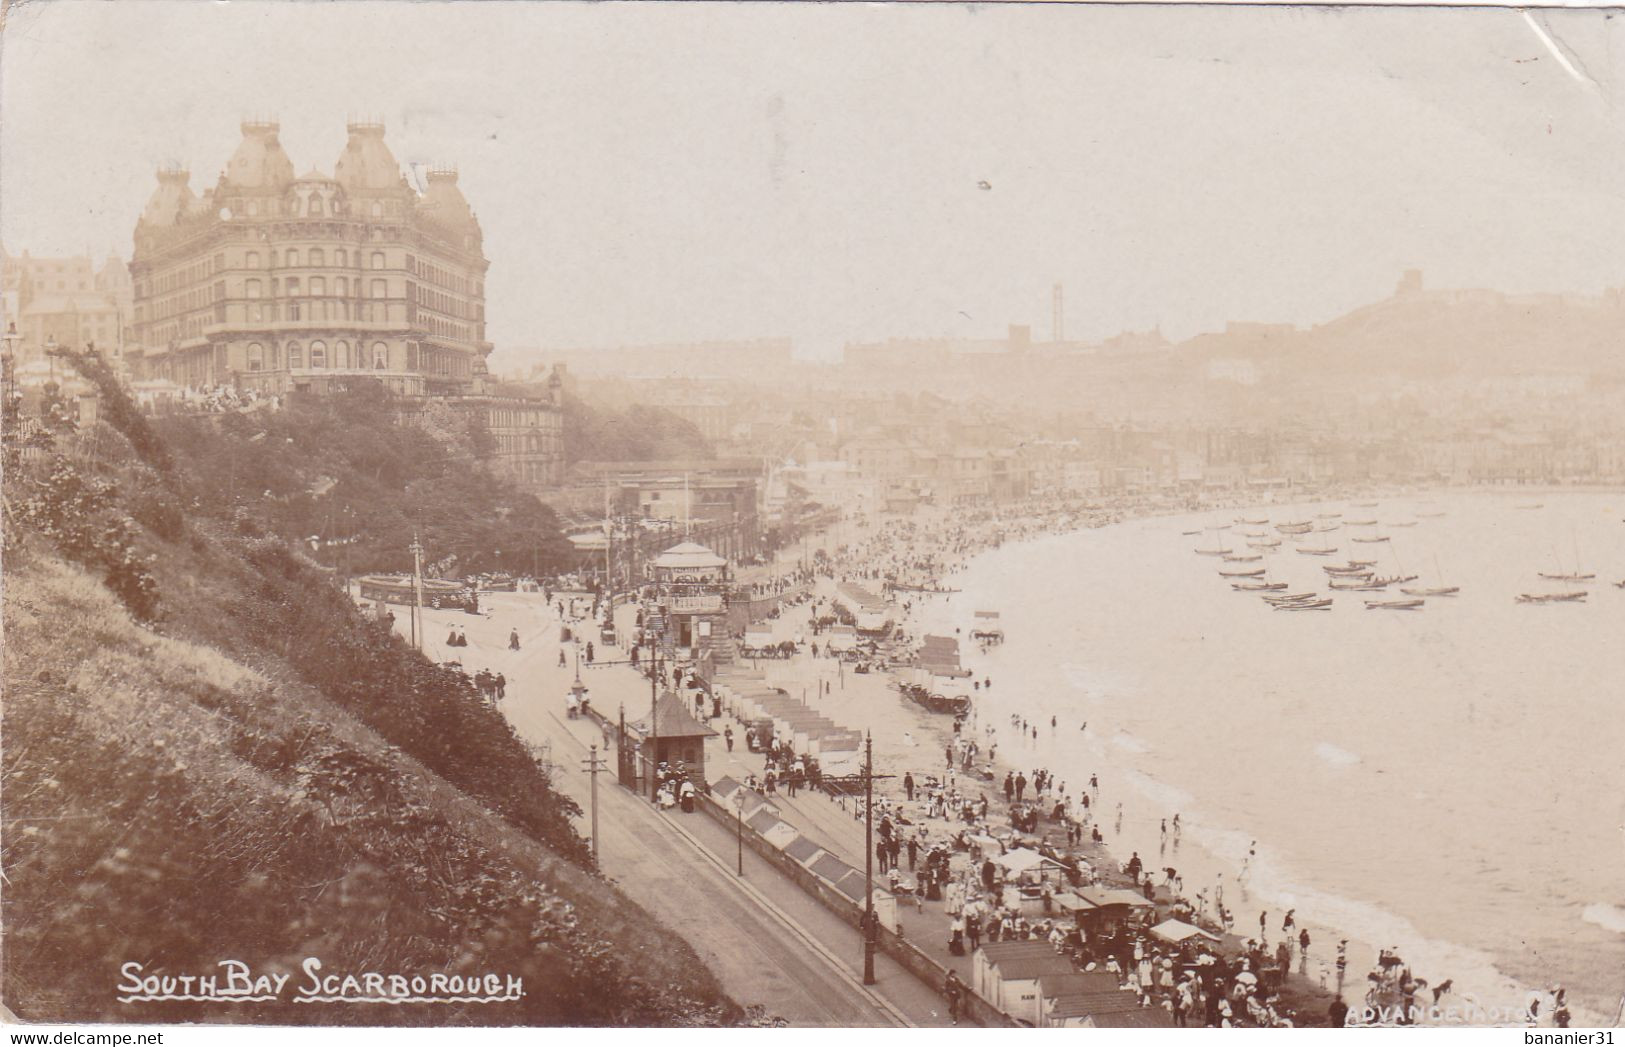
left=3, top=1, right=1623, bottom=361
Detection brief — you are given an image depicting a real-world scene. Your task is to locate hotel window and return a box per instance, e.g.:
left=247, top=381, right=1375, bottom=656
left=311, top=276, right=326, bottom=296
left=286, top=277, right=300, bottom=295
left=288, top=302, right=301, bottom=321
left=309, top=340, right=327, bottom=369
left=336, top=276, right=347, bottom=296
left=335, top=249, right=347, bottom=267
left=372, top=341, right=389, bottom=369
left=286, top=248, right=300, bottom=267
left=308, top=197, right=323, bottom=217
left=246, top=342, right=264, bottom=371
left=309, top=247, right=324, bottom=267
left=371, top=278, right=386, bottom=299
left=287, top=342, right=303, bottom=369
left=335, top=340, right=351, bottom=368
left=371, top=251, right=385, bottom=270
left=246, top=251, right=260, bottom=269
left=246, top=278, right=262, bottom=299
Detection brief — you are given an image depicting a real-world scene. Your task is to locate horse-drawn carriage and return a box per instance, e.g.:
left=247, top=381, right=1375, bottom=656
left=899, top=681, right=971, bottom=716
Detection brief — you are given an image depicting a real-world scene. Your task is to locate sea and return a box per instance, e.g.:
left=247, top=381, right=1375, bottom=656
left=916, top=490, right=1625, bottom=1024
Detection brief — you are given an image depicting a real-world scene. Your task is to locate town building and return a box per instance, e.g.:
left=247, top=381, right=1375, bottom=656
left=128, top=119, right=491, bottom=397
left=2, top=250, right=133, bottom=372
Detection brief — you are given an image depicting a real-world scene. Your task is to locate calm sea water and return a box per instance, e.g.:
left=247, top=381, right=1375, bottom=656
left=923, top=491, right=1625, bottom=1022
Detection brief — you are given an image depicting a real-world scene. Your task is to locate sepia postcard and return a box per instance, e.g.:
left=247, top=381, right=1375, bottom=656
left=2, top=0, right=1623, bottom=1040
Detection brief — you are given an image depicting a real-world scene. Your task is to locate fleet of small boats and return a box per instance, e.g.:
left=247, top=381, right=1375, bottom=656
left=1186, top=503, right=1620, bottom=614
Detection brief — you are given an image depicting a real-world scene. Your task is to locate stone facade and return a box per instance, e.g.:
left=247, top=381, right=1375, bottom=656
left=128, top=120, right=490, bottom=396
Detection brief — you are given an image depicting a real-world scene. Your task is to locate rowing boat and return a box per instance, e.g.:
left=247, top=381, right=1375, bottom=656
left=1223, top=554, right=1264, bottom=562
left=1275, top=599, right=1333, bottom=611
left=1297, top=546, right=1338, bottom=556
left=1366, top=599, right=1424, bottom=610
left=1233, top=581, right=1288, bottom=592
left=1400, top=586, right=1459, bottom=597
left=1219, top=568, right=1266, bottom=578
left=1516, top=592, right=1587, bottom=604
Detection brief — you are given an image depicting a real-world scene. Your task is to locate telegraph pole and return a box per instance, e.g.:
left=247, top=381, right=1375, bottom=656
left=863, top=730, right=877, bottom=985
left=581, top=744, right=606, bottom=859
left=648, top=642, right=661, bottom=804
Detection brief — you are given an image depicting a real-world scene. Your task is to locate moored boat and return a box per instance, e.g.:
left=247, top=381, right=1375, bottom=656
left=1400, top=586, right=1459, bottom=597
left=1297, top=546, right=1338, bottom=556
left=1274, top=598, right=1333, bottom=611
left=1219, top=568, right=1267, bottom=578
left=1234, top=581, right=1288, bottom=591
left=1516, top=591, right=1587, bottom=604
left=1366, top=598, right=1424, bottom=610
left=1275, top=521, right=1313, bottom=535
left=1223, top=554, right=1264, bottom=562
left=1538, top=572, right=1595, bottom=582
left=1351, top=536, right=1391, bottom=543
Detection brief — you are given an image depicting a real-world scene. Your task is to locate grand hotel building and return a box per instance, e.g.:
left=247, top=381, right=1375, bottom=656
left=128, top=120, right=563, bottom=488
left=131, top=120, right=490, bottom=397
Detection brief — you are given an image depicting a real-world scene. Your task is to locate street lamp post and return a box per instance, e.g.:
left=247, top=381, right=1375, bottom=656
left=1, top=321, right=19, bottom=411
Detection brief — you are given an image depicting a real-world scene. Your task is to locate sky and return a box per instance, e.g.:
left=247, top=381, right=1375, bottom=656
left=3, top=1, right=1623, bottom=362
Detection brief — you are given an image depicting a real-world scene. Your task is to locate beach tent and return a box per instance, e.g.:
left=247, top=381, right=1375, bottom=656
left=1150, top=918, right=1222, bottom=945
left=991, top=847, right=1068, bottom=883
left=1076, top=886, right=1155, bottom=909
left=1051, top=892, right=1095, bottom=915
left=1042, top=991, right=1174, bottom=1028
left=973, top=940, right=1075, bottom=1025
left=783, top=834, right=824, bottom=867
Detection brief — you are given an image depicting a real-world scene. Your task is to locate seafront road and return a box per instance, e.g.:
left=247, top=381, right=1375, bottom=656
left=394, top=589, right=951, bottom=1027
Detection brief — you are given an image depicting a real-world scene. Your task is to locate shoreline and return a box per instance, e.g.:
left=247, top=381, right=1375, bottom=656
left=777, top=485, right=1607, bottom=1027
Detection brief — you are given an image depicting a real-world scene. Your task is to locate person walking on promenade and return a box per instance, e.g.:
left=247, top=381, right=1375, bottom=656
left=1259, top=909, right=1269, bottom=943
left=558, top=649, right=566, bottom=668
left=877, top=836, right=890, bottom=874
left=1003, top=772, right=1014, bottom=802
left=724, top=725, right=734, bottom=752
left=1015, top=773, right=1027, bottom=802
left=904, top=771, right=915, bottom=801
left=586, top=641, right=594, bottom=664
left=510, top=629, right=521, bottom=650
left=907, top=836, right=919, bottom=871
left=1283, top=908, right=1297, bottom=939
left=1299, top=928, right=1312, bottom=975
left=944, top=970, right=965, bottom=1025
left=495, top=672, right=506, bottom=699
